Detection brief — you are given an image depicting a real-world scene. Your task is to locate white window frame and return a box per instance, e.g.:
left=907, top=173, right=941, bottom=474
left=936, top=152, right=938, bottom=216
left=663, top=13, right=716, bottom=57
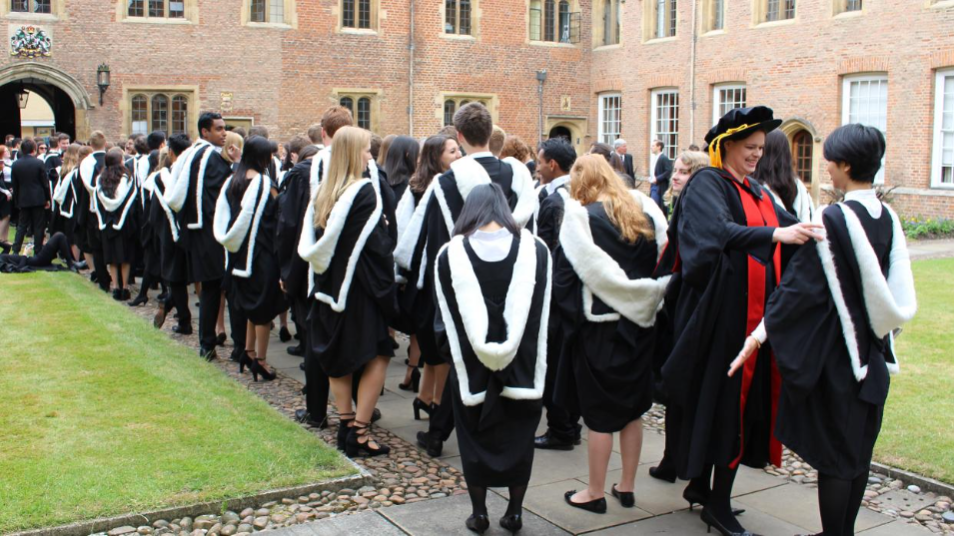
left=650, top=88, right=680, bottom=167
left=842, top=74, right=888, bottom=184
left=932, top=68, right=954, bottom=189
left=712, top=83, right=747, bottom=126
left=597, top=93, right=622, bottom=144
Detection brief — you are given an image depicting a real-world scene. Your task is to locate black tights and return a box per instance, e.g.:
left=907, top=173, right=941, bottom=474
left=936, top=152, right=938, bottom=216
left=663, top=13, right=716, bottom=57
left=466, top=484, right=528, bottom=518
left=818, top=472, right=868, bottom=536
left=696, top=465, right=744, bottom=534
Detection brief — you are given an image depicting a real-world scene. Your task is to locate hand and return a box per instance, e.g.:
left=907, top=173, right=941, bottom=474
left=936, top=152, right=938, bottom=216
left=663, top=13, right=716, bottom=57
left=728, top=336, right=760, bottom=377
left=649, top=177, right=657, bottom=184
left=279, top=279, right=286, bottom=293
left=772, top=223, right=825, bottom=245
left=382, top=214, right=390, bottom=227
left=44, top=201, right=50, bottom=209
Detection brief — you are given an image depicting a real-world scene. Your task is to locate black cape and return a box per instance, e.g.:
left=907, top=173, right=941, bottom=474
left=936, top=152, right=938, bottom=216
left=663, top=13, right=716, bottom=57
left=277, top=159, right=314, bottom=299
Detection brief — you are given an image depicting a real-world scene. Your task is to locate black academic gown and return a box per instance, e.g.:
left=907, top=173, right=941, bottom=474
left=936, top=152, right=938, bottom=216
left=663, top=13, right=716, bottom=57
left=434, top=231, right=550, bottom=487
left=302, top=182, right=397, bottom=377
left=76, top=152, right=105, bottom=252
left=176, top=145, right=231, bottom=283
left=766, top=201, right=898, bottom=480
left=140, top=163, right=161, bottom=280
left=52, top=169, right=78, bottom=242
left=96, top=177, right=139, bottom=266
left=278, top=159, right=314, bottom=300
left=150, top=169, right=188, bottom=284
left=661, top=167, right=797, bottom=479
left=536, top=184, right=566, bottom=252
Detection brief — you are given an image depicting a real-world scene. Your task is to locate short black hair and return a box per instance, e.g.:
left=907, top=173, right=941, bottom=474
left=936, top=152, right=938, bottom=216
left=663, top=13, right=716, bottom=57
left=198, top=112, right=223, bottom=134
left=147, top=131, right=167, bottom=151
left=539, top=138, right=577, bottom=173
left=20, top=138, right=36, bottom=155
left=823, top=123, right=886, bottom=183
left=168, top=133, right=191, bottom=157
left=133, top=134, right=150, bottom=155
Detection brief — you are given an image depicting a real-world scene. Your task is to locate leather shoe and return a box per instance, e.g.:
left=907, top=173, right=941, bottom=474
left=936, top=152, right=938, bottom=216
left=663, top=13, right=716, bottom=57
left=534, top=431, right=580, bottom=451
left=371, top=407, right=382, bottom=423
left=172, top=324, right=192, bottom=335
left=295, top=409, right=328, bottom=429
left=564, top=490, right=607, bottom=514
left=201, top=347, right=218, bottom=362
left=416, top=431, right=443, bottom=457
left=287, top=345, right=305, bottom=357
left=611, top=484, right=635, bottom=508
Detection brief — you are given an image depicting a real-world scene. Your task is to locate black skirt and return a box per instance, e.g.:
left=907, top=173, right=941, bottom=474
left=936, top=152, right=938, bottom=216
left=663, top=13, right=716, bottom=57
left=307, top=282, right=394, bottom=378
left=0, top=191, right=12, bottom=220
left=227, top=249, right=287, bottom=326
left=102, top=225, right=136, bottom=265
left=399, top=278, right=443, bottom=366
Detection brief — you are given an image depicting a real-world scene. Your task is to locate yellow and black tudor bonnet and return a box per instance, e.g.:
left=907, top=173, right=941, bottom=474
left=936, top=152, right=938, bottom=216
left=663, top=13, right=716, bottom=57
left=705, top=106, right=783, bottom=169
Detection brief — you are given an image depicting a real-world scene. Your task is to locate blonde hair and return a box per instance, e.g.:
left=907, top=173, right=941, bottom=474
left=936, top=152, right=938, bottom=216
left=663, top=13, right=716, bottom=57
left=313, top=126, right=371, bottom=229
left=675, top=150, right=709, bottom=176
left=59, top=144, right=82, bottom=179
left=569, top=154, right=654, bottom=244
left=157, top=148, right=172, bottom=171
left=222, top=131, right=244, bottom=164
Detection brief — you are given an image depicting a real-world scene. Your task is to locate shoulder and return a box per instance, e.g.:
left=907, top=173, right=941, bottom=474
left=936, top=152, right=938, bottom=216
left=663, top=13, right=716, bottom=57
left=437, top=170, right=455, bottom=190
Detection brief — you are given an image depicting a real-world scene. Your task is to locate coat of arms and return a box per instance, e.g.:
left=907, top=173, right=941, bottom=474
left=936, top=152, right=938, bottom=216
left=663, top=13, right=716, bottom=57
left=10, top=26, right=52, bottom=59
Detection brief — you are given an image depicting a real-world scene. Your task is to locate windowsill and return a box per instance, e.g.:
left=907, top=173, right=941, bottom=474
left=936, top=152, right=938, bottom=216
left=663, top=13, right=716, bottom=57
left=4, top=11, right=58, bottom=21
left=930, top=0, right=954, bottom=8
left=833, top=9, right=864, bottom=18
left=643, top=36, right=677, bottom=44
left=122, top=16, right=194, bottom=25
left=701, top=29, right=726, bottom=37
left=528, top=40, right=577, bottom=48
left=754, top=18, right=797, bottom=28
left=245, top=21, right=292, bottom=29
left=929, top=183, right=954, bottom=191
left=439, top=32, right=476, bottom=40
left=339, top=27, right=379, bottom=35
left=593, top=43, right=622, bottom=51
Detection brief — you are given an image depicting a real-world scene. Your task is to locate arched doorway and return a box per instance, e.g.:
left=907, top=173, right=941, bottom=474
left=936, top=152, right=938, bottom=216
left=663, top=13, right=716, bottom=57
left=792, top=130, right=813, bottom=186
left=548, top=125, right=572, bottom=142
left=779, top=118, right=821, bottom=205
left=0, top=63, right=92, bottom=142
left=544, top=116, right=588, bottom=156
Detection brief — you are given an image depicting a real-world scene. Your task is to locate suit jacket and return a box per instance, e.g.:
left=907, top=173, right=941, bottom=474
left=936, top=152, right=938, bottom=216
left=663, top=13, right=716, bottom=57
left=653, top=153, right=673, bottom=191
left=11, top=155, right=51, bottom=209
left=620, top=153, right=635, bottom=179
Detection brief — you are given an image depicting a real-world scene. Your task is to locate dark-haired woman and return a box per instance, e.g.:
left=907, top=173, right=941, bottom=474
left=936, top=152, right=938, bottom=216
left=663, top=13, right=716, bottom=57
left=214, top=136, right=286, bottom=382
left=96, top=148, right=139, bottom=301
left=299, top=126, right=396, bottom=457
left=151, top=146, right=194, bottom=335
left=555, top=155, right=669, bottom=515
left=130, top=150, right=164, bottom=307
left=393, top=134, right=460, bottom=411
left=383, top=136, right=419, bottom=202
left=755, top=130, right=814, bottom=223
left=433, top=183, right=550, bottom=535
left=730, top=124, right=915, bottom=536
left=661, top=106, right=823, bottom=535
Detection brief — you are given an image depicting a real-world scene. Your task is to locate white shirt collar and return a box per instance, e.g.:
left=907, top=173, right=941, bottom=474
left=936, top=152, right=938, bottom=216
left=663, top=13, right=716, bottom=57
left=844, top=188, right=882, bottom=219
left=469, top=228, right=513, bottom=263
left=546, top=175, right=570, bottom=195
left=468, top=151, right=494, bottom=160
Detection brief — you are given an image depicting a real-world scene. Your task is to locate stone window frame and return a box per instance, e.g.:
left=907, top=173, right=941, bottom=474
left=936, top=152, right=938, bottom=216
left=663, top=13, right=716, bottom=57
left=649, top=87, right=680, bottom=162
left=527, top=0, right=581, bottom=46
left=752, top=0, right=797, bottom=26
left=700, top=0, right=725, bottom=34
left=438, top=93, right=499, bottom=127
left=122, top=86, right=198, bottom=140
left=597, top=92, right=622, bottom=144
left=841, top=73, right=888, bottom=185
left=333, top=89, right=382, bottom=132
left=931, top=68, right=954, bottom=189
left=1, top=0, right=65, bottom=19
left=642, top=0, right=677, bottom=43
left=711, top=83, right=747, bottom=126
left=241, top=0, right=298, bottom=28
left=832, top=0, right=863, bottom=16
left=117, top=0, right=198, bottom=24
left=927, top=0, right=954, bottom=9
left=442, top=0, right=478, bottom=38
left=339, top=0, right=380, bottom=33
left=593, top=0, right=621, bottom=49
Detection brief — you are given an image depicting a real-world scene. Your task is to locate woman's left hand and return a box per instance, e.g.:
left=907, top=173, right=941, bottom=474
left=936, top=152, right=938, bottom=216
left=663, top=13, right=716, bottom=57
left=728, top=336, right=760, bottom=377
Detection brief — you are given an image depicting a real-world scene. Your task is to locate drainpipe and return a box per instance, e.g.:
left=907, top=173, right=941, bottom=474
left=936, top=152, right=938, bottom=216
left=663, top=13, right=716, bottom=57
left=536, top=70, right=548, bottom=146
left=689, top=0, right=698, bottom=144
left=408, top=0, right=416, bottom=136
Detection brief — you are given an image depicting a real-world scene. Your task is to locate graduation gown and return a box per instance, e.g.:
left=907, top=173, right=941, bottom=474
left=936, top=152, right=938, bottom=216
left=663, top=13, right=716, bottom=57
left=96, top=176, right=139, bottom=265
left=298, top=180, right=397, bottom=378
left=277, top=159, right=314, bottom=300
left=76, top=151, right=106, bottom=252
left=214, top=173, right=286, bottom=325
left=433, top=229, right=550, bottom=487
left=554, top=192, right=670, bottom=433
left=52, top=169, right=78, bottom=242
left=764, top=198, right=915, bottom=480
left=661, top=167, right=797, bottom=479
left=150, top=168, right=188, bottom=284
left=139, top=163, right=162, bottom=280
left=164, top=140, right=232, bottom=283
left=393, top=154, right=537, bottom=365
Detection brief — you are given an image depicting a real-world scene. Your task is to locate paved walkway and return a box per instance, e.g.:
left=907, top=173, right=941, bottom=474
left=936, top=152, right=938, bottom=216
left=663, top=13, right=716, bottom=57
left=260, top=338, right=936, bottom=536
left=908, top=239, right=954, bottom=261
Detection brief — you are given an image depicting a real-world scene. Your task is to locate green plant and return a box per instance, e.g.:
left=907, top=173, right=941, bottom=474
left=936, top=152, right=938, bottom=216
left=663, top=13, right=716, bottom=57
left=901, top=215, right=954, bottom=240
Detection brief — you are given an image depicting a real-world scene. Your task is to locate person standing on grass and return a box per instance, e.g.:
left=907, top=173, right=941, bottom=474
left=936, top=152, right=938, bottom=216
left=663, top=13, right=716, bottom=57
left=729, top=124, right=916, bottom=536
left=95, top=149, right=139, bottom=301
left=78, top=131, right=110, bottom=292
left=11, top=139, right=51, bottom=255
left=0, top=145, right=14, bottom=254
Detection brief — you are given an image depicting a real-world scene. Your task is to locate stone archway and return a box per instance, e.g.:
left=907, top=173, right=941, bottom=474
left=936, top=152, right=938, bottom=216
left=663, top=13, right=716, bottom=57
left=779, top=117, right=822, bottom=205
left=0, top=62, right=93, bottom=141
left=544, top=116, right=588, bottom=156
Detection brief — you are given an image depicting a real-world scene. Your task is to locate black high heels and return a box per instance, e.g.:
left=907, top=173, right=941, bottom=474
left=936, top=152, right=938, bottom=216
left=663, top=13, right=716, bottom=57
left=465, top=514, right=490, bottom=535
left=499, top=514, right=523, bottom=534
left=215, top=333, right=227, bottom=346
left=279, top=326, right=292, bottom=342
left=412, top=397, right=433, bottom=420
left=238, top=351, right=252, bottom=374
left=684, top=488, right=746, bottom=516
left=250, top=358, right=276, bottom=382
left=345, top=420, right=391, bottom=458
left=399, top=363, right=420, bottom=393
left=700, top=507, right=756, bottom=536
left=564, top=490, right=607, bottom=514
left=336, top=413, right=355, bottom=451
left=128, top=295, right=148, bottom=307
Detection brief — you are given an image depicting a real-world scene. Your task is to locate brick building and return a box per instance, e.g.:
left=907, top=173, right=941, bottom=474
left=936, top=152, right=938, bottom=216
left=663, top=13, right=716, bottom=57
left=1, top=0, right=953, bottom=217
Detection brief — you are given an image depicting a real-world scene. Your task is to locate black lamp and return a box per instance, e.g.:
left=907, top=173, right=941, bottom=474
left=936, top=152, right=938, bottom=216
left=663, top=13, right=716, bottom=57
left=96, top=64, right=110, bottom=106
left=16, top=84, right=29, bottom=109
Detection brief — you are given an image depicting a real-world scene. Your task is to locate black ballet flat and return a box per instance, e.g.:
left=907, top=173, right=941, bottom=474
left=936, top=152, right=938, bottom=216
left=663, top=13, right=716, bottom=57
left=700, top=507, right=756, bottom=536
left=0, top=241, right=10, bottom=254
left=465, top=514, right=490, bottom=535
left=499, top=514, right=523, bottom=534
left=215, top=333, right=227, bottom=346
left=564, top=490, right=607, bottom=514
left=684, top=488, right=746, bottom=516
left=128, top=295, right=148, bottom=307
left=611, top=484, right=635, bottom=508
left=649, top=465, right=677, bottom=483
left=412, top=397, right=433, bottom=420
left=279, top=326, right=292, bottom=342
left=336, top=414, right=355, bottom=451
left=287, top=345, right=305, bottom=357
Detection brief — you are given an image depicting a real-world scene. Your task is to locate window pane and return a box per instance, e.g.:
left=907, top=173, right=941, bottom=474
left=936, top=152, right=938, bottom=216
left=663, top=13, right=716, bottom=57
left=846, top=77, right=888, bottom=182
left=169, top=0, right=184, bottom=17
left=172, top=95, right=188, bottom=135
left=718, top=86, right=747, bottom=120
left=358, top=0, right=371, bottom=28
left=250, top=0, right=265, bottom=22
left=558, top=0, right=570, bottom=43
left=11, top=0, right=28, bottom=11
left=444, top=100, right=456, bottom=126
left=148, top=0, right=164, bottom=17
left=793, top=131, right=813, bottom=184
left=152, top=94, right=169, bottom=135
left=529, top=1, right=542, bottom=40
left=656, top=0, right=665, bottom=38
left=712, top=0, right=724, bottom=29
left=940, top=75, right=954, bottom=184
left=445, top=0, right=456, bottom=33
left=669, top=0, right=677, bottom=37
left=846, top=0, right=861, bottom=11
left=357, top=98, right=371, bottom=130
left=340, top=97, right=354, bottom=114
left=127, top=0, right=144, bottom=16
left=342, top=0, right=354, bottom=27
left=654, top=91, right=679, bottom=159
left=459, top=0, right=471, bottom=34
left=34, top=0, right=51, bottom=13
left=784, top=0, right=795, bottom=18
left=131, top=95, right=148, bottom=136
left=544, top=0, right=555, bottom=41
left=599, top=94, right=621, bottom=144
left=767, top=0, right=778, bottom=20
left=269, top=0, right=283, bottom=22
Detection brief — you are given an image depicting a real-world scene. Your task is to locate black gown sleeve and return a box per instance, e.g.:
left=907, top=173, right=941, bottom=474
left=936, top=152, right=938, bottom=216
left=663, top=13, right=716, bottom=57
left=277, top=166, right=306, bottom=282
left=351, top=185, right=399, bottom=323
left=536, top=196, right=563, bottom=252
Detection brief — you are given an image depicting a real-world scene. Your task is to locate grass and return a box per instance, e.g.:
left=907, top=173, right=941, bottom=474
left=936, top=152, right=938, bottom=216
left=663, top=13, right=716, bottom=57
left=875, top=258, right=954, bottom=484
left=0, top=273, right=354, bottom=534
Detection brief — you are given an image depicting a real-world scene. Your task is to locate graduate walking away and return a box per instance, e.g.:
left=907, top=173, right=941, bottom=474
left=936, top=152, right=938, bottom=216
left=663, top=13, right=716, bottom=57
left=298, top=126, right=397, bottom=458
left=95, top=149, right=139, bottom=301
left=661, top=106, right=824, bottom=536
left=433, top=184, right=551, bottom=535
left=730, top=124, right=916, bottom=536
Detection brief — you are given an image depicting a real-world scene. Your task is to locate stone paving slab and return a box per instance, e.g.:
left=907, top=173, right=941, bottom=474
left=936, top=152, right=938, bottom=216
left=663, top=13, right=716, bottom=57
left=583, top=504, right=811, bottom=536
left=258, top=511, right=407, bottom=536
left=378, top=489, right=571, bottom=536
left=508, top=479, right=654, bottom=534
left=733, top=483, right=894, bottom=534
left=858, top=519, right=937, bottom=536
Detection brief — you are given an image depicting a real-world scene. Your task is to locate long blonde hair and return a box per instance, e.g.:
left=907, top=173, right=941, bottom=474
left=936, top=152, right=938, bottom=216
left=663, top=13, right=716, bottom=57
left=222, top=131, right=244, bottom=164
left=313, top=126, right=371, bottom=229
left=569, top=154, right=654, bottom=244
left=675, top=150, right=709, bottom=176
left=59, top=144, right=82, bottom=179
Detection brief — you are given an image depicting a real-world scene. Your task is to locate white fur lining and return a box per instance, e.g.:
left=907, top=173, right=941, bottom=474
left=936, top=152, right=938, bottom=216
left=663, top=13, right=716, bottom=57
left=559, top=194, right=669, bottom=327
left=433, top=230, right=551, bottom=406
left=213, top=174, right=271, bottom=278
left=395, top=187, right=417, bottom=242
left=95, top=176, right=138, bottom=231
left=165, top=140, right=214, bottom=231
left=394, top=179, right=438, bottom=271
left=764, top=182, right=815, bottom=224
left=53, top=169, right=77, bottom=217
left=298, top=179, right=382, bottom=312
left=152, top=169, right=180, bottom=243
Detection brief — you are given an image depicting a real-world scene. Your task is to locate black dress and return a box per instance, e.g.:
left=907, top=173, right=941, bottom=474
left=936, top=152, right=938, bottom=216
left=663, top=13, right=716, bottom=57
left=215, top=174, right=286, bottom=326
left=434, top=230, right=550, bottom=487
left=300, top=181, right=397, bottom=378
left=661, top=167, right=798, bottom=480
left=553, top=201, right=666, bottom=433
left=96, top=177, right=139, bottom=265
left=765, top=199, right=913, bottom=480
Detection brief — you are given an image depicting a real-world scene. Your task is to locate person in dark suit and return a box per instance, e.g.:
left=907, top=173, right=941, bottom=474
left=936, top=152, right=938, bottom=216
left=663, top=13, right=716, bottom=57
left=614, top=139, right=635, bottom=179
left=650, top=139, right=673, bottom=216
left=11, top=139, right=51, bottom=254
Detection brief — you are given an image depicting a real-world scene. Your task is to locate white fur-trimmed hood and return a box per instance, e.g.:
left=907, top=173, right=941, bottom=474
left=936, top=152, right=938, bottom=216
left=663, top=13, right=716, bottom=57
left=213, top=174, right=271, bottom=278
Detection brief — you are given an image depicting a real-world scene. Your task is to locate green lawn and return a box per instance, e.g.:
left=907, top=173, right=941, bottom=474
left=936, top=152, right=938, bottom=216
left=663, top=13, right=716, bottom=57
left=0, top=273, right=353, bottom=533
left=875, top=258, right=954, bottom=484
